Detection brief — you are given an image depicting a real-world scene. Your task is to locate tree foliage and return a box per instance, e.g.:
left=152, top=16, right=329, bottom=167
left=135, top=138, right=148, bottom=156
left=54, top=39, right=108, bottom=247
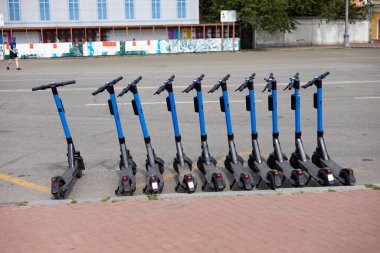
left=200, top=0, right=368, bottom=33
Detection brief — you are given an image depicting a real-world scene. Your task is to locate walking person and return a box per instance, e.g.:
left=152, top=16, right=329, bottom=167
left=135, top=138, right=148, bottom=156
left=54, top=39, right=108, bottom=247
left=7, top=37, right=21, bottom=70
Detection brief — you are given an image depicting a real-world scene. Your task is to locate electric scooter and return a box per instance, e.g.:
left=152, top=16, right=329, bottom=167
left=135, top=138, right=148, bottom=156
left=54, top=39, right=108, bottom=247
left=208, top=74, right=254, bottom=191
left=284, top=73, right=334, bottom=186
left=92, top=76, right=137, bottom=196
left=236, top=73, right=282, bottom=190
left=118, top=76, right=165, bottom=194
left=32, top=80, right=85, bottom=199
left=154, top=75, right=197, bottom=193
left=263, top=73, right=307, bottom=187
left=182, top=74, right=226, bottom=192
left=302, top=72, right=356, bottom=186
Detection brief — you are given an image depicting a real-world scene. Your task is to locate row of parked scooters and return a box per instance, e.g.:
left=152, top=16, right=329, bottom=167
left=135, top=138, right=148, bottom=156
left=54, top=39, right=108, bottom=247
left=32, top=72, right=356, bottom=199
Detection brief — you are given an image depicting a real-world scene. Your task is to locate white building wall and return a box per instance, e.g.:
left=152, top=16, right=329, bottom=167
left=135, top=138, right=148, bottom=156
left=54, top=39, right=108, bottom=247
left=1, top=0, right=199, bottom=28
left=255, top=19, right=370, bottom=48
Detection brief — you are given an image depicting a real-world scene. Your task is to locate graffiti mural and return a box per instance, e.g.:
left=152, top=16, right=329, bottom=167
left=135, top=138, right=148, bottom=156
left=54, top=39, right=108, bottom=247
left=2, top=38, right=240, bottom=59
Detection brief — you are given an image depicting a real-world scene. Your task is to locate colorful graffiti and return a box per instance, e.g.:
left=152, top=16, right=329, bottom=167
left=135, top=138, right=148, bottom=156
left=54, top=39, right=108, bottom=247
left=2, top=38, right=240, bottom=59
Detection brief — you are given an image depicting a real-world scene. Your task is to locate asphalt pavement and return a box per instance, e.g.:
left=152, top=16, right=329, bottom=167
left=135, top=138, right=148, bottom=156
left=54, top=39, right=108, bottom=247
left=0, top=48, right=379, bottom=203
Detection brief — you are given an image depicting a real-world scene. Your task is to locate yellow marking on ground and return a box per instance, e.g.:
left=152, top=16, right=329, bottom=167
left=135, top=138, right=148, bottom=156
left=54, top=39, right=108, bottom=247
left=0, top=173, right=50, bottom=194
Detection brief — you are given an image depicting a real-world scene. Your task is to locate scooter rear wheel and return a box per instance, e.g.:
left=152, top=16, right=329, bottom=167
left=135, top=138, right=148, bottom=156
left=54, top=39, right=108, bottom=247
left=53, top=183, right=65, bottom=200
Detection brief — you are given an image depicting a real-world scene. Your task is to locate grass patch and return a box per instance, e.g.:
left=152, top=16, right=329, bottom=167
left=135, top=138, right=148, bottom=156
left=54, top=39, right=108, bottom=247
left=101, top=196, right=111, bottom=202
left=327, top=189, right=336, bottom=192
left=276, top=192, right=282, bottom=195
left=147, top=194, right=159, bottom=200
left=365, top=184, right=380, bottom=190
left=70, top=199, right=78, bottom=204
left=17, top=201, right=28, bottom=206
left=111, top=199, right=119, bottom=203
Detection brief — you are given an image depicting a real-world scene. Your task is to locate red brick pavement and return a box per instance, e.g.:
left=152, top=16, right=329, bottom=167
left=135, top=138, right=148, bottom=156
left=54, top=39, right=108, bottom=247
left=0, top=190, right=379, bottom=253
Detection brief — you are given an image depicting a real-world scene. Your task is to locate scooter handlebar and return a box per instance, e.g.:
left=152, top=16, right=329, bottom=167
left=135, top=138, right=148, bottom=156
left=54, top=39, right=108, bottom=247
left=302, top=71, right=330, bottom=89
left=262, top=73, right=275, bottom=92
left=117, top=76, right=143, bottom=97
left=182, top=74, right=205, bottom=93
left=208, top=74, right=230, bottom=93
left=154, top=75, right=176, bottom=95
left=283, top=72, right=299, bottom=91
left=32, top=80, right=76, bottom=91
left=235, top=73, right=256, bottom=92
left=92, top=76, right=123, bottom=96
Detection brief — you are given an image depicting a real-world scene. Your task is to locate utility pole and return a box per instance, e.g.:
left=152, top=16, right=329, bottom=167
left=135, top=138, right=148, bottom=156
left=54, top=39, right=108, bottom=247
left=343, top=0, right=350, bottom=47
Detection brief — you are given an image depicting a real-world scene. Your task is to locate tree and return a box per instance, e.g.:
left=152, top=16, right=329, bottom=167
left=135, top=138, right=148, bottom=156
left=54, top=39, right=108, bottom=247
left=201, top=0, right=296, bottom=33
left=200, top=0, right=368, bottom=33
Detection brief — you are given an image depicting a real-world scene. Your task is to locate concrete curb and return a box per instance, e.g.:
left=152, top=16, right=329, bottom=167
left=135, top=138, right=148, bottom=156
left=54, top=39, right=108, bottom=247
left=3, top=184, right=377, bottom=207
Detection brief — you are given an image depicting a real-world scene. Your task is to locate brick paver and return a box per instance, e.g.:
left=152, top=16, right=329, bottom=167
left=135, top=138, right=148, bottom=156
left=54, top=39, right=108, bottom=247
left=0, top=190, right=379, bottom=253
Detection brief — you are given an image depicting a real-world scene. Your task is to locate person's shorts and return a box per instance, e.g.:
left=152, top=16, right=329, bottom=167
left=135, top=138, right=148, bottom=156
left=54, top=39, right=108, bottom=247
left=10, top=52, right=18, bottom=59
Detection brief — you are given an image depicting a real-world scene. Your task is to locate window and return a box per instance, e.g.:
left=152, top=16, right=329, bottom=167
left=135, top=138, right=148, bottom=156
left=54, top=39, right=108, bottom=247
left=152, top=0, right=160, bottom=19
left=125, top=0, right=134, bottom=19
left=69, top=0, right=79, bottom=20
left=177, top=0, right=186, bottom=19
left=98, top=0, right=107, bottom=20
left=8, top=0, right=20, bottom=21
left=39, top=0, right=51, bottom=21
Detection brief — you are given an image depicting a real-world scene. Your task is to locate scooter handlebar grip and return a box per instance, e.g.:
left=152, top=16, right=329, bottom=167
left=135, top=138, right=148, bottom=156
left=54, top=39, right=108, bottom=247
left=223, top=74, right=230, bottom=82
left=110, top=76, right=123, bottom=85
left=154, top=85, right=165, bottom=95
left=169, top=75, right=175, bottom=81
left=135, top=76, right=142, bottom=83
left=117, top=86, right=129, bottom=97
left=321, top=71, right=330, bottom=78
left=63, top=80, right=76, bottom=85
left=32, top=84, right=46, bottom=91
left=92, top=89, right=101, bottom=96
left=236, top=80, right=249, bottom=92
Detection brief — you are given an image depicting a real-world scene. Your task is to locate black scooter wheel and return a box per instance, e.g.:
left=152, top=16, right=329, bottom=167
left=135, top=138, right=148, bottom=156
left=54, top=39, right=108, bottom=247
left=53, top=183, right=65, bottom=200
left=75, top=157, right=84, bottom=178
left=172, top=161, right=179, bottom=174
left=237, top=155, right=245, bottom=165
left=247, top=156, right=257, bottom=172
left=312, top=152, right=322, bottom=168
left=289, top=154, right=298, bottom=169
left=267, top=154, right=276, bottom=170
left=158, top=163, right=164, bottom=174
left=197, top=157, right=205, bottom=174
left=224, top=157, right=232, bottom=173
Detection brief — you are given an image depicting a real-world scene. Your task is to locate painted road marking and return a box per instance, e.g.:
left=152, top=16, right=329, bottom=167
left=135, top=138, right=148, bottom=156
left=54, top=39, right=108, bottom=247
left=0, top=173, right=50, bottom=194
left=85, top=100, right=262, bottom=107
left=1, top=80, right=379, bottom=93
left=354, top=96, right=380, bottom=100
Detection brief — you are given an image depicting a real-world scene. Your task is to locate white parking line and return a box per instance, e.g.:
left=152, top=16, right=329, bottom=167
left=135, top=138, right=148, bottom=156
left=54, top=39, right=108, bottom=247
left=1, top=80, right=379, bottom=93
left=85, top=100, right=262, bottom=106
left=354, top=96, right=380, bottom=100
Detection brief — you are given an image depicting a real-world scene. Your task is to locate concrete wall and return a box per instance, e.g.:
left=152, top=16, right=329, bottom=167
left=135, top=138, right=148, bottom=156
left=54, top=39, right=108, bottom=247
left=1, top=0, right=199, bottom=28
left=255, top=19, right=370, bottom=48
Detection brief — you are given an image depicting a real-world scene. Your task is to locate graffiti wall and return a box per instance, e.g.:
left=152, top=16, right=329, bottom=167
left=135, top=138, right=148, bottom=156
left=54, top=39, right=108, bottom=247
left=2, top=38, right=240, bottom=59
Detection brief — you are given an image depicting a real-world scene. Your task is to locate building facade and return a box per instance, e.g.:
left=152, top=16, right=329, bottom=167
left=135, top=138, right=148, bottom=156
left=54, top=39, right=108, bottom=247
left=0, top=0, right=239, bottom=59
left=370, top=0, right=380, bottom=40
left=1, top=0, right=199, bottom=27
left=0, top=0, right=207, bottom=43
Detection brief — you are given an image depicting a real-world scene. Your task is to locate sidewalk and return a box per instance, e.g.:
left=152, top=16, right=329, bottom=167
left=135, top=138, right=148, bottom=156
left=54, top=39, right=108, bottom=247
left=1, top=189, right=379, bottom=253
